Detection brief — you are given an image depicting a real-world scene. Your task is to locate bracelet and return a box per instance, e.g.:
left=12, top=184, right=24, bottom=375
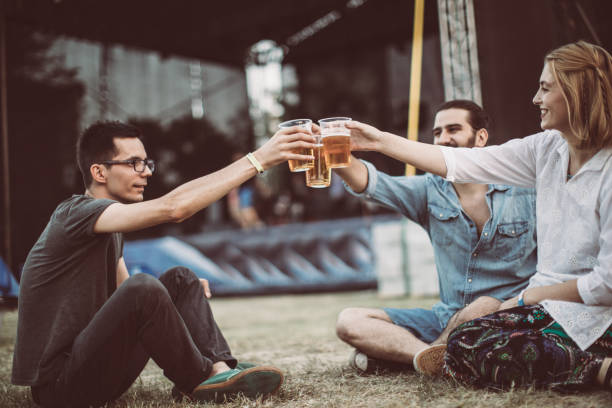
left=517, top=289, right=526, bottom=307
left=246, top=152, right=264, bottom=174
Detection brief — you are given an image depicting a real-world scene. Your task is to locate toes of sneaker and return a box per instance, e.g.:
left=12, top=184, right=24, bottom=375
left=192, top=366, right=283, bottom=402
left=413, top=344, right=447, bottom=376
left=349, top=349, right=369, bottom=372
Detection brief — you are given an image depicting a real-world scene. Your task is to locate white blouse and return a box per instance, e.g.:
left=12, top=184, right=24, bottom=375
left=440, top=130, right=612, bottom=350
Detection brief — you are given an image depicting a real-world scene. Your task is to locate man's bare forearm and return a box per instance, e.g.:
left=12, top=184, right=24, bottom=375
left=94, top=129, right=315, bottom=234
left=334, top=156, right=369, bottom=193
left=162, top=156, right=257, bottom=222
left=94, top=156, right=258, bottom=234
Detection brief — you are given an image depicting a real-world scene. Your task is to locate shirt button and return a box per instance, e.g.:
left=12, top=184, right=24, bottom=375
left=484, top=232, right=488, bottom=236
left=468, top=278, right=472, bottom=283
left=439, top=213, right=443, bottom=217
left=511, top=230, right=515, bottom=234
left=473, top=252, right=478, bottom=257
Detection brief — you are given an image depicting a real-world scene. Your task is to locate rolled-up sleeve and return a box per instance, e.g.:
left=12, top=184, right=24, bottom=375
left=343, top=160, right=428, bottom=225
left=344, top=160, right=380, bottom=199
left=440, top=133, right=542, bottom=188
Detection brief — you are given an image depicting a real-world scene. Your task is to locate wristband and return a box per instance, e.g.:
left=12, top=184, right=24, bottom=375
left=517, top=289, right=526, bottom=307
left=246, top=152, right=264, bottom=174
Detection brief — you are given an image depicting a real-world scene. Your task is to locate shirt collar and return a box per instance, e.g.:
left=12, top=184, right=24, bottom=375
left=433, top=173, right=506, bottom=193
left=556, top=137, right=612, bottom=174
left=583, top=148, right=612, bottom=172
left=489, top=184, right=510, bottom=192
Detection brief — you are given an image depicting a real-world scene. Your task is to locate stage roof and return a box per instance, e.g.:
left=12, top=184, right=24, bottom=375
left=5, top=0, right=424, bottom=67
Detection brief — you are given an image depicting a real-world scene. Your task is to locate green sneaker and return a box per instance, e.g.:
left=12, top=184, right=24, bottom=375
left=171, top=362, right=261, bottom=402
left=236, top=362, right=256, bottom=370
left=191, top=366, right=283, bottom=402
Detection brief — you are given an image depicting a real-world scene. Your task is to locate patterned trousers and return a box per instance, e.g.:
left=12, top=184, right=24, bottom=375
left=444, top=304, right=612, bottom=391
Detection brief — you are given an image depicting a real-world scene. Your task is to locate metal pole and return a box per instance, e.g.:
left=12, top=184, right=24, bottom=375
left=401, top=0, right=426, bottom=296
left=0, top=0, right=12, bottom=272
left=437, top=0, right=482, bottom=105
left=405, top=0, right=425, bottom=177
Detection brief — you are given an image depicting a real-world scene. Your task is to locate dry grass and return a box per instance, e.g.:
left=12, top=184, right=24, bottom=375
left=0, top=291, right=610, bottom=407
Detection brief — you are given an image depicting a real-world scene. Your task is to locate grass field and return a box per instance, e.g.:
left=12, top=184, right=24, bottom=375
left=1, top=291, right=609, bottom=407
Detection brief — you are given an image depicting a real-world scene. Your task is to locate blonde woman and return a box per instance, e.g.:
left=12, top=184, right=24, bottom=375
left=346, top=41, right=612, bottom=390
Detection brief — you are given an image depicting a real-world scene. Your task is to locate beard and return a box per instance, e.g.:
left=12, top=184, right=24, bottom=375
left=438, top=131, right=477, bottom=148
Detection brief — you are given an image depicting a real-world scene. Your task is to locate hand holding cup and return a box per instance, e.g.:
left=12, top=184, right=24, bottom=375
left=278, top=119, right=315, bottom=172
left=252, top=125, right=315, bottom=171
left=345, top=121, right=385, bottom=152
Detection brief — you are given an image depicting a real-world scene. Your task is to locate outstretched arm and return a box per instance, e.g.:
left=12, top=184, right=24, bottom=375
left=94, top=126, right=315, bottom=233
left=348, top=120, right=539, bottom=188
left=346, top=121, right=448, bottom=177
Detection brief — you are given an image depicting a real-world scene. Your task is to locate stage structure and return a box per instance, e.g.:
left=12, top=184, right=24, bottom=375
left=437, top=0, right=482, bottom=105
left=124, top=217, right=378, bottom=296
left=3, top=0, right=610, bottom=283
left=123, top=216, right=438, bottom=297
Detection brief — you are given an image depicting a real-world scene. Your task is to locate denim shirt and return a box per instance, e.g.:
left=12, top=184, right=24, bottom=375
left=345, top=160, right=537, bottom=327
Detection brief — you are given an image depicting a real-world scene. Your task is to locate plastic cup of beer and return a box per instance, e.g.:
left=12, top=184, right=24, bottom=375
left=318, top=117, right=352, bottom=168
left=305, top=135, right=331, bottom=188
left=278, top=119, right=314, bottom=172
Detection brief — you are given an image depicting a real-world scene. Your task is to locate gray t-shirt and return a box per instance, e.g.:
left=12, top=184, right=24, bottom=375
left=11, top=195, right=122, bottom=386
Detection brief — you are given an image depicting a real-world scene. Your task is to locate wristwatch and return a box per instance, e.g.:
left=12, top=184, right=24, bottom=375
left=517, top=289, right=527, bottom=307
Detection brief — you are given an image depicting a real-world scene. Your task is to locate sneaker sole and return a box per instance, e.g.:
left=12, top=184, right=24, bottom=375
left=413, top=344, right=447, bottom=376
left=191, top=366, right=284, bottom=402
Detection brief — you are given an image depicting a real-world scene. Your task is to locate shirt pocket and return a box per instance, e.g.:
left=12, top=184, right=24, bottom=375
left=428, top=204, right=461, bottom=246
left=494, top=221, right=530, bottom=261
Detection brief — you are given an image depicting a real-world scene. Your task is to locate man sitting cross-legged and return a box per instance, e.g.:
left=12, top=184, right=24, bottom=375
left=334, top=100, right=538, bottom=375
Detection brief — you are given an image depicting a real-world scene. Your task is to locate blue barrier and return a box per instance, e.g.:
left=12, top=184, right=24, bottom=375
left=0, top=257, right=19, bottom=308
left=125, top=217, right=379, bottom=296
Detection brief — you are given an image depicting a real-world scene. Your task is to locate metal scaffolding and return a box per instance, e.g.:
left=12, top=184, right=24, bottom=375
left=437, top=0, right=482, bottom=105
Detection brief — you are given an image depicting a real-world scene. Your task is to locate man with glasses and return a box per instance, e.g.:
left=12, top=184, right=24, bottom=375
left=12, top=121, right=315, bottom=406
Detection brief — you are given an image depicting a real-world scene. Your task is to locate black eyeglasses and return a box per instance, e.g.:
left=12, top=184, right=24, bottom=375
left=101, top=158, right=155, bottom=173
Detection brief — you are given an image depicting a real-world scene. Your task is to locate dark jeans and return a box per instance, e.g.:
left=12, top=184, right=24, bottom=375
left=31, top=267, right=236, bottom=408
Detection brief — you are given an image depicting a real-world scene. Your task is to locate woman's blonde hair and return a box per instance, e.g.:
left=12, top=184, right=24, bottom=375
left=546, top=41, right=612, bottom=149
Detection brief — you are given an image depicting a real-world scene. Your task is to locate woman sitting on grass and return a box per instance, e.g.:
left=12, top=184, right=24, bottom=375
left=346, top=40, right=612, bottom=391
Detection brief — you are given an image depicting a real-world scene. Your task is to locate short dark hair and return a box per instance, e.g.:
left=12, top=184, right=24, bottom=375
left=434, top=100, right=490, bottom=131
left=76, top=121, right=143, bottom=188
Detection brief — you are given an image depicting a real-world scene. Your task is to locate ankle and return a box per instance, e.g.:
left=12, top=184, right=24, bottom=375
left=208, top=361, right=231, bottom=379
